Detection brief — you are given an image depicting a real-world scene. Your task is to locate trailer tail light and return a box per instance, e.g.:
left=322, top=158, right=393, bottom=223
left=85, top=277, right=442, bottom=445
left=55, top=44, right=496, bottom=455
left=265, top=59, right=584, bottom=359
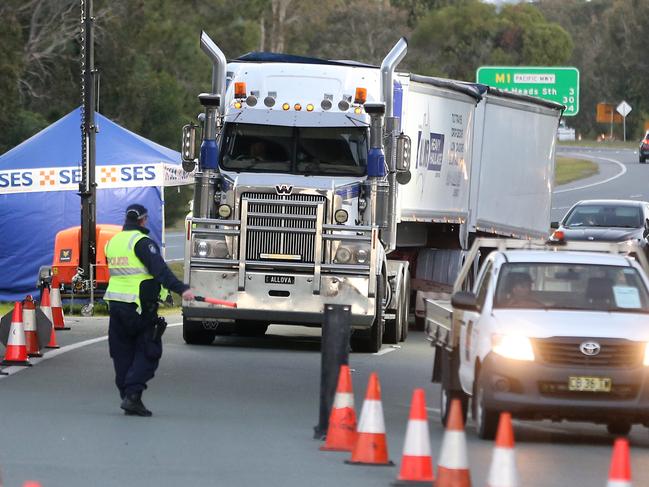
left=354, top=87, right=367, bottom=104
left=306, top=104, right=314, bottom=112
left=234, top=82, right=247, bottom=99
left=282, top=103, right=290, bottom=111
left=294, top=103, right=302, bottom=111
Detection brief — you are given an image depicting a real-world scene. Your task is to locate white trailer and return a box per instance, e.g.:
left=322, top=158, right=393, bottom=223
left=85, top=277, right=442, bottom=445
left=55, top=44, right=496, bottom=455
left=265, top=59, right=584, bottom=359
left=181, top=33, right=564, bottom=352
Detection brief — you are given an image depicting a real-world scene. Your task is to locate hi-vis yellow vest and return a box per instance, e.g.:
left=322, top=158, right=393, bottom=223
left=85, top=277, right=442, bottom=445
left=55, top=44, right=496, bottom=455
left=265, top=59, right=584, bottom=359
left=104, top=230, right=155, bottom=310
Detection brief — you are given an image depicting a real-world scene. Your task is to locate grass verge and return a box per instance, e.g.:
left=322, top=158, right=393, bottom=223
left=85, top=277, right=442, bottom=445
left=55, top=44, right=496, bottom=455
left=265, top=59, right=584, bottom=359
left=555, top=157, right=599, bottom=186
left=558, top=139, right=638, bottom=149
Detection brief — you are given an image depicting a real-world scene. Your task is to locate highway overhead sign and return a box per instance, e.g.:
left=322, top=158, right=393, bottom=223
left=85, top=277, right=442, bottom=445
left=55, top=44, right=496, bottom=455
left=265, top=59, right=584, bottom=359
left=476, top=66, right=580, bottom=116
left=616, top=100, right=632, bottom=117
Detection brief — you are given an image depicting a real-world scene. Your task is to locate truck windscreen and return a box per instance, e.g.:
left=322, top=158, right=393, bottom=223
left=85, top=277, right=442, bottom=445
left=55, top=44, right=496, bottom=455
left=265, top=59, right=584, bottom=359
left=220, top=123, right=367, bottom=176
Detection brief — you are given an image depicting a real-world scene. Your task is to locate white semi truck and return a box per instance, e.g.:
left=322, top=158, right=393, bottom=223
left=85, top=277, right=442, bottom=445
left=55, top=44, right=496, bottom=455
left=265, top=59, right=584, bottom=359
left=180, top=32, right=564, bottom=352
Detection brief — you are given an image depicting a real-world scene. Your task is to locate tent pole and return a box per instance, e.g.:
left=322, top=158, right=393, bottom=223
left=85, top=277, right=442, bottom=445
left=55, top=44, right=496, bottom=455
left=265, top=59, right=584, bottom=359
left=161, top=185, right=166, bottom=261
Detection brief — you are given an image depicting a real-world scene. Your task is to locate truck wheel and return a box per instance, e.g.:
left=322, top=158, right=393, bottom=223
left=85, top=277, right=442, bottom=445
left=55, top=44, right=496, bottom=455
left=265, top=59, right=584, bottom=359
left=384, top=279, right=401, bottom=345
left=352, top=276, right=385, bottom=353
left=607, top=422, right=631, bottom=436
left=400, top=268, right=410, bottom=342
left=234, top=320, right=269, bottom=337
left=473, top=372, right=498, bottom=440
left=440, top=382, right=468, bottom=427
left=182, top=318, right=216, bottom=345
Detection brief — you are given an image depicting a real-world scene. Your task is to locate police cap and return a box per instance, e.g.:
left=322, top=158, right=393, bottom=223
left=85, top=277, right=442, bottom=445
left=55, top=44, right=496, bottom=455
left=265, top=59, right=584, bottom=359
left=125, top=204, right=148, bottom=223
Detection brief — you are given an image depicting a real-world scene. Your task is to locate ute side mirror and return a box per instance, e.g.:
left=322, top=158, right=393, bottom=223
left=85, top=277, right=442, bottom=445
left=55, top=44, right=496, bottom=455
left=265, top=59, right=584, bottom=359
left=181, top=123, right=198, bottom=172
left=550, top=221, right=560, bottom=229
left=644, top=219, right=649, bottom=238
left=451, top=291, right=479, bottom=312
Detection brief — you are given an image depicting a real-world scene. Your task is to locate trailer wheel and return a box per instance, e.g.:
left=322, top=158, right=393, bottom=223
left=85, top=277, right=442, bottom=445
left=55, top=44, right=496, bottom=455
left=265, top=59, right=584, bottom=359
left=352, top=276, right=385, bottom=353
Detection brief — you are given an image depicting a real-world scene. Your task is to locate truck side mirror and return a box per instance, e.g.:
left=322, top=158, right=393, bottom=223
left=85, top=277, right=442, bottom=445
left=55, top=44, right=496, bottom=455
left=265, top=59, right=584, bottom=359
left=550, top=221, right=559, bottom=229
left=451, top=291, right=479, bottom=312
left=181, top=123, right=198, bottom=172
left=395, top=133, right=411, bottom=173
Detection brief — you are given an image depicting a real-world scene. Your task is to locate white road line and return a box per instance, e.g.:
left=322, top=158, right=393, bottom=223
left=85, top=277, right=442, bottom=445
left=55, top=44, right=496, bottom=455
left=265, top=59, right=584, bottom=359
left=373, top=346, right=400, bottom=356
left=0, top=322, right=182, bottom=380
left=554, top=155, right=627, bottom=194
left=551, top=206, right=571, bottom=210
left=630, top=194, right=644, bottom=198
left=426, top=407, right=441, bottom=414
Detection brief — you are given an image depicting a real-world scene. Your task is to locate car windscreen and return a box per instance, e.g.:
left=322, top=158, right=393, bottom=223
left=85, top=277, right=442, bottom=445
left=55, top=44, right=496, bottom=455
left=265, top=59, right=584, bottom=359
left=564, top=204, right=643, bottom=228
left=220, top=123, right=367, bottom=176
left=494, top=262, right=649, bottom=312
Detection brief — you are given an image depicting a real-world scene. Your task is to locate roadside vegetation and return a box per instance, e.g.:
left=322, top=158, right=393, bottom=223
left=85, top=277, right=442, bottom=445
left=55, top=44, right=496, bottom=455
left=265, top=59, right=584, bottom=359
left=555, top=156, right=599, bottom=186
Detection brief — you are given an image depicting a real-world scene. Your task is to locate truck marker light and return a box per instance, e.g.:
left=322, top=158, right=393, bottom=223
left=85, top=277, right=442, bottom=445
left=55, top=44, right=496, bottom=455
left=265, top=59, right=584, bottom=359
left=294, top=103, right=302, bottom=111
left=218, top=204, right=232, bottom=219
left=492, top=334, right=535, bottom=361
left=234, top=82, right=247, bottom=98
left=282, top=103, right=290, bottom=111
left=354, top=87, right=367, bottom=104
left=234, top=101, right=242, bottom=109
left=306, top=104, right=314, bottom=112
left=246, top=95, right=258, bottom=107
left=321, top=99, right=332, bottom=111
left=264, top=96, right=276, bottom=107
left=354, top=106, right=362, bottom=114
left=338, top=100, right=350, bottom=111
left=334, top=209, right=349, bottom=224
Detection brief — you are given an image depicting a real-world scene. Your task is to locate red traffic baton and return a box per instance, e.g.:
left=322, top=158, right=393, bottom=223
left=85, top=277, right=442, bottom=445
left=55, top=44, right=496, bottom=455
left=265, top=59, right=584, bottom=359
left=194, top=296, right=237, bottom=308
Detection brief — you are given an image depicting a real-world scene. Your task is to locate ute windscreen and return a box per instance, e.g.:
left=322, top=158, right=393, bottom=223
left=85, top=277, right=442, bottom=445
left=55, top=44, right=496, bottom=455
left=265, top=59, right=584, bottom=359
left=220, top=123, right=367, bottom=176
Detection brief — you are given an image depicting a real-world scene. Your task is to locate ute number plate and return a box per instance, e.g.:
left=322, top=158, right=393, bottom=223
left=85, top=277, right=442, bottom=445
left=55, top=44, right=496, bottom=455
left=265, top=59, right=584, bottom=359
left=568, top=376, right=612, bottom=392
left=265, top=275, right=295, bottom=285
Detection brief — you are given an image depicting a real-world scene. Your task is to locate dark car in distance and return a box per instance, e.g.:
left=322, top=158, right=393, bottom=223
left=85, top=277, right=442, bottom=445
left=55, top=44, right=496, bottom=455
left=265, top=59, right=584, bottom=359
left=552, top=200, right=649, bottom=250
left=640, top=131, right=649, bottom=163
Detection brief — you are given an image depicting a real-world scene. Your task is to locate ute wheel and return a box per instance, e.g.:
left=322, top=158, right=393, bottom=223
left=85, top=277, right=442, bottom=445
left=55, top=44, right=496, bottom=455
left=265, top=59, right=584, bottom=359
left=234, top=320, right=269, bottom=337
left=352, top=276, right=385, bottom=353
left=182, top=322, right=216, bottom=345
left=607, top=422, right=632, bottom=436
left=473, top=371, right=499, bottom=440
left=440, top=381, right=469, bottom=427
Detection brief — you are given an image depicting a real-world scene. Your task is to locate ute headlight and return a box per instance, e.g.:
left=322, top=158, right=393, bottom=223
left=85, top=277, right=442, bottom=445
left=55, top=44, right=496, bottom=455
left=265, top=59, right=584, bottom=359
left=492, top=334, right=535, bottom=361
left=335, top=246, right=352, bottom=264
left=197, top=240, right=210, bottom=257
left=218, top=204, right=232, bottom=219
left=334, top=209, right=348, bottom=224
left=643, top=343, right=649, bottom=366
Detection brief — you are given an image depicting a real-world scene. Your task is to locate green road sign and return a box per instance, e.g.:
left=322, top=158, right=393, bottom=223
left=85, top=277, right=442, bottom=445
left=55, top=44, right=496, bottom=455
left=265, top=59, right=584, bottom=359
left=476, top=66, right=580, bottom=116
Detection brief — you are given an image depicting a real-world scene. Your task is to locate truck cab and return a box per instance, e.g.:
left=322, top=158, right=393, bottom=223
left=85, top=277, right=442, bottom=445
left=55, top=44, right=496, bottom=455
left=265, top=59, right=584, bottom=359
left=427, top=238, right=649, bottom=439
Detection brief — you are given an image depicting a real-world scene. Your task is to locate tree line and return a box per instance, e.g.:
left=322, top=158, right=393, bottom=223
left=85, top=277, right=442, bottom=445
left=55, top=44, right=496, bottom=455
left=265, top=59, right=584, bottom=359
left=0, top=0, right=643, bottom=219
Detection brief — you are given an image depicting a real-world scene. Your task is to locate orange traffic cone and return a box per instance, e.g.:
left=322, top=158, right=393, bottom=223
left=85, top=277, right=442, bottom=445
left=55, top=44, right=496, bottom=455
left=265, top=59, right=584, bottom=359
left=346, top=372, right=393, bottom=466
left=50, top=278, right=70, bottom=330
left=1, top=302, right=31, bottom=366
left=23, top=295, right=42, bottom=357
left=436, top=399, right=471, bottom=487
left=394, top=388, right=435, bottom=484
left=607, top=438, right=632, bottom=487
left=320, top=364, right=357, bottom=451
left=41, top=288, right=60, bottom=349
left=23, top=481, right=43, bottom=487
left=487, top=412, right=519, bottom=487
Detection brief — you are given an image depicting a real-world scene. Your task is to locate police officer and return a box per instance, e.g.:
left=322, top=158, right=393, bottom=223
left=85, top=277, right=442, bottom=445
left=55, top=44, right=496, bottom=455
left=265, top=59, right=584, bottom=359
left=105, top=204, right=194, bottom=417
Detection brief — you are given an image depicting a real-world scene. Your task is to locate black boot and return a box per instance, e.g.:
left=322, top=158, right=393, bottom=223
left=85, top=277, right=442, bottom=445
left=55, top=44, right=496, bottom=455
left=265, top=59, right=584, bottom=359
left=120, top=392, right=153, bottom=417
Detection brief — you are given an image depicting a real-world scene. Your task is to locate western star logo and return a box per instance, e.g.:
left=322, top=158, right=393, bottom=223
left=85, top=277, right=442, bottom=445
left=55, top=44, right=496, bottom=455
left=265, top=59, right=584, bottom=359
left=275, top=184, right=293, bottom=195
left=59, top=249, right=72, bottom=262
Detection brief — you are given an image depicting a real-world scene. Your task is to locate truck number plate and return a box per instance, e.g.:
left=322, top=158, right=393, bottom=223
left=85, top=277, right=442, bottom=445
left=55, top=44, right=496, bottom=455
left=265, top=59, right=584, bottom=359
left=568, top=376, right=612, bottom=393
left=265, top=275, right=295, bottom=285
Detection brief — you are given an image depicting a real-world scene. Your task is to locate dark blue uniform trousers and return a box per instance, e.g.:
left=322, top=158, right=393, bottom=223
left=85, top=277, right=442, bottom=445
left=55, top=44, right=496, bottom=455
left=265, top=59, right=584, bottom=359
left=108, top=301, right=162, bottom=398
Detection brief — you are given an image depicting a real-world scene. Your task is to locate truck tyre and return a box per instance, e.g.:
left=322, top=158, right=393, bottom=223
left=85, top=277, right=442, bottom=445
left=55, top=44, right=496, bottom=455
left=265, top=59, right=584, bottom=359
left=182, top=318, right=216, bottom=345
left=473, top=371, right=498, bottom=440
left=607, top=422, right=631, bottom=436
left=234, top=320, right=269, bottom=337
left=352, top=276, right=385, bottom=353
left=384, top=278, right=402, bottom=345
left=400, top=268, right=410, bottom=342
left=440, top=382, right=469, bottom=427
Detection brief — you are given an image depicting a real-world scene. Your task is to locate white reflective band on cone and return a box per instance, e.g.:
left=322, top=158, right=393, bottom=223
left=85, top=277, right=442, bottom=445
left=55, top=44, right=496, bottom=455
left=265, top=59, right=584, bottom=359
left=402, top=419, right=432, bottom=456
left=438, top=431, right=469, bottom=469
left=51, top=288, right=62, bottom=307
left=607, top=482, right=632, bottom=487
left=42, top=306, right=53, bottom=323
left=357, top=399, right=386, bottom=434
left=333, top=392, right=354, bottom=409
left=8, top=322, right=26, bottom=346
left=487, top=447, right=519, bottom=487
left=23, top=309, right=36, bottom=332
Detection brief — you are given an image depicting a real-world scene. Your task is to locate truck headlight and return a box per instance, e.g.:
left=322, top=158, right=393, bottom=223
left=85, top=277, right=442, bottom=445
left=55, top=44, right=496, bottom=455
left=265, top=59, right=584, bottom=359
left=643, top=343, right=649, bottom=366
left=197, top=240, right=210, bottom=257
left=492, top=334, right=535, bottom=361
left=218, top=204, right=232, bottom=219
left=193, top=238, right=230, bottom=259
left=335, top=246, right=352, bottom=263
left=356, top=248, right=368, bottom=264
left=334, top=209, right=348, bottom=224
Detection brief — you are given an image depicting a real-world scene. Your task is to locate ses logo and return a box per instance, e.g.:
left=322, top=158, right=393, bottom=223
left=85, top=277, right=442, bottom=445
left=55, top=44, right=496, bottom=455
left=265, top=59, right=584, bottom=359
left=0, top=165, right=158, bottom=193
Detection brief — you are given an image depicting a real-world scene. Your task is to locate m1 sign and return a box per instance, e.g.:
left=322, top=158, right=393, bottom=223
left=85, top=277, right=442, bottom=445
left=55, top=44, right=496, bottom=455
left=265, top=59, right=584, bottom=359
left=476, top=67, right=580, bottom=116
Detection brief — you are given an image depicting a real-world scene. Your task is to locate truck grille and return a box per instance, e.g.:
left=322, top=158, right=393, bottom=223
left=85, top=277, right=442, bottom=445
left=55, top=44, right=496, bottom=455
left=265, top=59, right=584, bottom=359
left=242, top=192, right=327, bottom=264
left=533, top=338, right=643, bottom=368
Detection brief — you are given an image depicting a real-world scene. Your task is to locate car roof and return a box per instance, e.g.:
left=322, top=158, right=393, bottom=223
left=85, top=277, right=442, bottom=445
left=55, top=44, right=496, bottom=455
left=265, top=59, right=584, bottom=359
left=574, top=199, right=649, bottom=207
left=500, top=250, right=634, bottom=266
